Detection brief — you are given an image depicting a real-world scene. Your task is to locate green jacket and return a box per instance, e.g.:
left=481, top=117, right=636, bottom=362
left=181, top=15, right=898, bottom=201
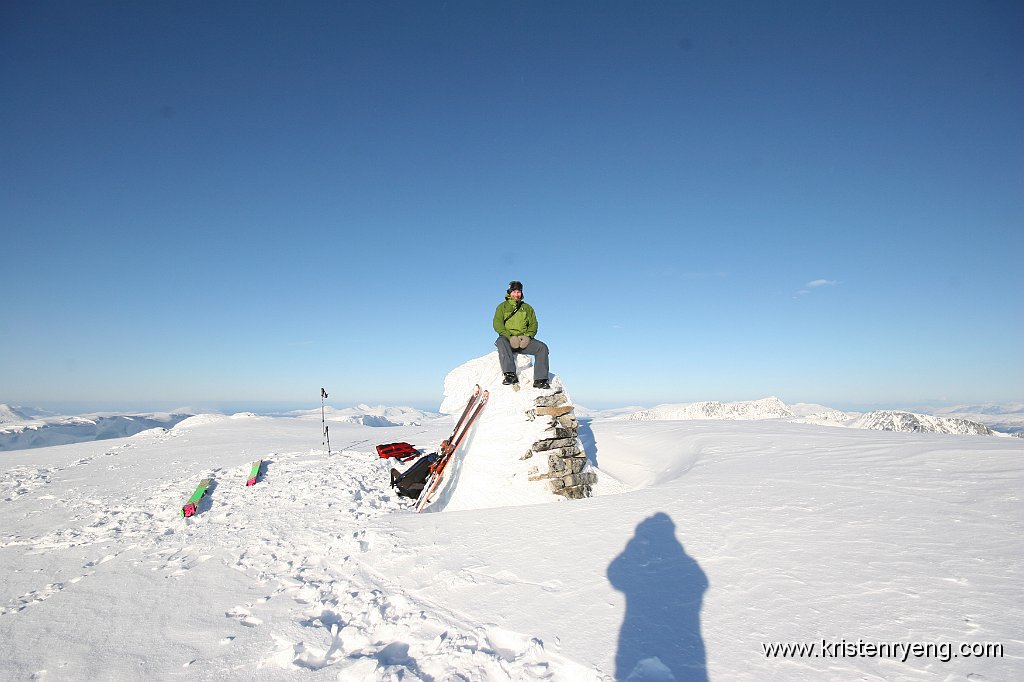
left=493, top=296, right=538, bottom=337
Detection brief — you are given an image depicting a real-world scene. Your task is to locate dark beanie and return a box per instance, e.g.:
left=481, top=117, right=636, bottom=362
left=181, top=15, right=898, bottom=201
left=507, top=280, right=523, bottom=294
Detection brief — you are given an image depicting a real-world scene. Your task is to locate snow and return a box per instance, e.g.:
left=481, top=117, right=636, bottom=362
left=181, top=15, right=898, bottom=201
left=608, top=398, right=1004, bottom=437
left=932, top=403, right=1024, bottom=435
left=620, top=397, right=794, bottom=422
left=2, top=361, right=1022, bottom=680
left=0, top=404, right=34, bottom=425
left=0, top=407, right=193, bottom=452
left=847, top=410, right=993, bottom=436
left=431, top=353, right=582, bottom=512
left=287, top=404, right=443, bottom=427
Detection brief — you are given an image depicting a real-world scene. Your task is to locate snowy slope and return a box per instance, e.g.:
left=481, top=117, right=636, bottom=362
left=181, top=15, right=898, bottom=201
left=2, top=410, right=1021, bottom=680
left=2, top=354, right=1023, bottom=681
left=0, top=404, right=33, bottom=425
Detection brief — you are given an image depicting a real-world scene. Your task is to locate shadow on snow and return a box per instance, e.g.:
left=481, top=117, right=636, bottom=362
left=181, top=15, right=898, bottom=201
left=607, top=512, right=708, bottom=681
left=577, top=417, right=599, bottom=468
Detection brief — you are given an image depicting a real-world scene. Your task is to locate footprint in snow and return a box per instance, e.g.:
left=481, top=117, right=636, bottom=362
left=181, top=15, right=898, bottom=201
left=0, top=582, right=66, bottom=615
left=83, top=554, right=118, bottom=568
left=226, top=606, right=263, bottom=627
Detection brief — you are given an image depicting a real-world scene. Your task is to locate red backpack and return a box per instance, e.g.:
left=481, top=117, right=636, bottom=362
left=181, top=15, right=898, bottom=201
left=375, top=442, right=421, bottom=462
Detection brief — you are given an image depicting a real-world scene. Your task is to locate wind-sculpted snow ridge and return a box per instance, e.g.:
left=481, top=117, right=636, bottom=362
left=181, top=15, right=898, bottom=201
left=172, top=413, right=262, bottom=430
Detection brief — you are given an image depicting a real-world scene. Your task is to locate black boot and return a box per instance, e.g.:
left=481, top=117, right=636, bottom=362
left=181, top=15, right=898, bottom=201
left=533, top=379, right=550, bottom=389
left=502, top=372, right=519, bottom=385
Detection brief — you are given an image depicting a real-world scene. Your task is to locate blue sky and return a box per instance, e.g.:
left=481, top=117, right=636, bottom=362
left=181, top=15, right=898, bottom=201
left=2, top=1, right=1021, bottom=412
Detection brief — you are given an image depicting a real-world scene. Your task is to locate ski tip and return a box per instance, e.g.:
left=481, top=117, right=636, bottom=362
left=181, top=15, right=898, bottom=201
left=246, top=478, right=257, bottom=486
left=182, top=503, right=197, bottom=518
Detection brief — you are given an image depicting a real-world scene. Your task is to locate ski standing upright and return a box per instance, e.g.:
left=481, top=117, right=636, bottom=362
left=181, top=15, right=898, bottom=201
left=415, top=385, right=489, bottom=512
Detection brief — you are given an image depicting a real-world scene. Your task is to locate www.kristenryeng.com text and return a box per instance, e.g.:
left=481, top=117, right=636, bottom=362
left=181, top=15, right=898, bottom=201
left=762, top=639, right=1004, bottom=663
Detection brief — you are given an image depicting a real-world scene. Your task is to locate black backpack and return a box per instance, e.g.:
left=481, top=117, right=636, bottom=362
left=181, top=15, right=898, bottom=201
left=390, top=453, right=438, bottom=499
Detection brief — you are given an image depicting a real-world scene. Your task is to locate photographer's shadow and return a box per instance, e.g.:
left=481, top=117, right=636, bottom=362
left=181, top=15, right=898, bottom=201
left=607, top=512, right=708, bottom=681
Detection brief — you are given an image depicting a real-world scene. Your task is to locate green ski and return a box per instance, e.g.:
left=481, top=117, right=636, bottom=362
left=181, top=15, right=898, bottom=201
left=246, top=460, right=262, bottom=487
left=181, top=478, right=212, bottom=517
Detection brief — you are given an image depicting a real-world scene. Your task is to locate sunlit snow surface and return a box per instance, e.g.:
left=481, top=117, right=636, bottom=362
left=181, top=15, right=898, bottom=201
left=1, top=363, right=1021, bottom=679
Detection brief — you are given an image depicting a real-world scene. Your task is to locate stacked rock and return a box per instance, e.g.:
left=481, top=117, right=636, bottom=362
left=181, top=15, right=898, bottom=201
left=523, top=388, right=597, bottom=499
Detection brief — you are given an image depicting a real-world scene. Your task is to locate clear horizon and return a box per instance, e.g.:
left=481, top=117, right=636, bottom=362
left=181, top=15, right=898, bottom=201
left=2, top=2, right=1021, bottom=409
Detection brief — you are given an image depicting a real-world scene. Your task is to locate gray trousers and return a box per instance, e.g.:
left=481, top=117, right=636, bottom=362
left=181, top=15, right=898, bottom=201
left=495, top=336, right=550, bottom=380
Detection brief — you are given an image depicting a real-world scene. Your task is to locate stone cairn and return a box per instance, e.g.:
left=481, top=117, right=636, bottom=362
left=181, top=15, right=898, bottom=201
left=523, top=388, right=597, bottom=499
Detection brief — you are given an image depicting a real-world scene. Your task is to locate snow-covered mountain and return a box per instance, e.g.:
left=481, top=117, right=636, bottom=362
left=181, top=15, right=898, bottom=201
left=931, top=403, right=1024, bottom=435
left=620, top=396, right=794, bottom=421
left=287, top=404, right=441, bottom=427
left=612, top=397, right=1000, bottom=436
left=848, top=410, right=994, bottom=436
left=0, top=411, right=193, bottom=452
left=0, top=404, right=33, bottom=425
left=935, top=402, right=1024, bottom=416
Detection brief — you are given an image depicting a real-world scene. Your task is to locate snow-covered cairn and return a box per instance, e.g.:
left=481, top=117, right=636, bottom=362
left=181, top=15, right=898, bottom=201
left=437, top=353, right=596, bottom=511
left=524, top=390, right=596, bottom=499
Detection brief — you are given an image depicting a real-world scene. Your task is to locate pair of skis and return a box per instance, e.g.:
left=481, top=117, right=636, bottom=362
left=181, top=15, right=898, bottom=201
left=415, top=384, right=489, bottom=512
left=180, top=460, right=263, bottom=517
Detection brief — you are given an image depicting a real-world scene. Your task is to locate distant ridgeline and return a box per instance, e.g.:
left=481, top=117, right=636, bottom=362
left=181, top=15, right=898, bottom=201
left=287, top=404, right=442, bottom=427
left=617, top=397, right=1001, bottom=436
left=847, top=411, right=992, bottom=436
left=0, top=408, right=192, bottom=452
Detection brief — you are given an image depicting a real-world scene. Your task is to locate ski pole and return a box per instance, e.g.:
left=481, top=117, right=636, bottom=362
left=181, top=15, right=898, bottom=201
left=321, top=387, right=331, bottom=454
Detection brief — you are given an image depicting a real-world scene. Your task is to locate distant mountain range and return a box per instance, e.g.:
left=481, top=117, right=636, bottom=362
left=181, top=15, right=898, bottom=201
left=605, top=397, right=1013, bottom=437
left=0, top=405, right=193, bottom=452
left=621, top=397, right=794, bottom=422
left=930, top=403, right=1024, bottom=435
left=285, top=404, right=442, bottom=427
left=3, top=396, right=1020, bottom=453
left=847, top=411, right=992, bottom=436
